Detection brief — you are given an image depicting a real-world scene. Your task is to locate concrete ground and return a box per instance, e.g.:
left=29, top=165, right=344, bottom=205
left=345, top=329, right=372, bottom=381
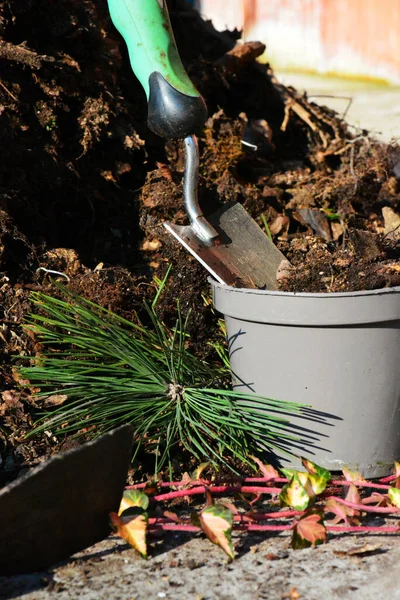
left=276, top=71, right=400, bottom=144
left=1, top=529, right=400, bottom=600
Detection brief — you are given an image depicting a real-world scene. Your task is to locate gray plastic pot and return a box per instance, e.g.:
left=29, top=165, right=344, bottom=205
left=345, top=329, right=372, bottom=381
left=210, top=279, right=400, bottom=478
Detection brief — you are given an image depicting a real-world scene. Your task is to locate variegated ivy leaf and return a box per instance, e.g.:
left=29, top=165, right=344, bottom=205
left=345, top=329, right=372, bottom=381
left=118, top=489, right=149, bottom=515
left=394, top=462, right=400, bottom=487
left=279, top=473, right=311, bottom=511
left=110, top=511, right=148, bottom=558
left=388, top=486, right=400, bottom=508
left=291, top=510, right=326, bottom=549
left=280, top=467, right=296, bottom=480
left=301, top=458, right=331, bottom=493
left=199, top=504, right=234, bottom=559
left=281, top=466, right=328, bottom=498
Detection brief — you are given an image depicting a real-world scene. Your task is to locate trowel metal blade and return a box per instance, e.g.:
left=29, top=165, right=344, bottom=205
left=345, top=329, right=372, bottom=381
left=164, top=201, right=286, bottom=289
left=0, top=425, right=133, bottom=575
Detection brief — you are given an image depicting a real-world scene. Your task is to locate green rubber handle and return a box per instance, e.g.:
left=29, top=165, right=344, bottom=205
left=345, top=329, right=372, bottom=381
left=107, top=0, right=207, bottom=138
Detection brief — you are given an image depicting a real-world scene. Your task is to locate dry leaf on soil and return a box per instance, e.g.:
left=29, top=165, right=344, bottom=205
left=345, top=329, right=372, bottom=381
left=109, top=511, right=148, bottom=558
left=342, top=467, right=366, bottom=483
left=251, top=455, right=280, bottom=480
left=334, top=543, right=382, bottom=557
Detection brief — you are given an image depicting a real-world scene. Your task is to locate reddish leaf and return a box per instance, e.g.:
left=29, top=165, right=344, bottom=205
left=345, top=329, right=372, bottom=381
left=345, top=483, right=362, bottom=510
left=251, top=456, right=280, bottom=480
left=199, top=505, right=234, bottom=559
left=292, top=510, right=326, bottom=549
left=163, top=510, right=182, bottom=523
left=342, top=467, right=365, bottom=482
left=110, top=511, right=148, bottom=558
left=205, top=487, right=214, bottom=507
left=324, top=499, right=360, bottom=526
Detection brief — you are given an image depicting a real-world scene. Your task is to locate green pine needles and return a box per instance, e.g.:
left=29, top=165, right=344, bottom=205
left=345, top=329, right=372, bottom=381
left=19, top=285, right=302, bottom=472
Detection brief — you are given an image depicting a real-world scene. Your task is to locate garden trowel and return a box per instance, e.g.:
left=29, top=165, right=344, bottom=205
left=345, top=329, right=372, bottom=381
left=107, top=0, right=286, bottom=289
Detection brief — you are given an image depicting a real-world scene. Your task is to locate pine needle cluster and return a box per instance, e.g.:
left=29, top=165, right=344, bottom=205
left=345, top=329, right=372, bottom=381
left=19, top=285, right=301, bottom=472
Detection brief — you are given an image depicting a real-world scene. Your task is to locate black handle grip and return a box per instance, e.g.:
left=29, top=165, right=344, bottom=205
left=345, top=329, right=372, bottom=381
left=147, top=72, right=208, bottom=139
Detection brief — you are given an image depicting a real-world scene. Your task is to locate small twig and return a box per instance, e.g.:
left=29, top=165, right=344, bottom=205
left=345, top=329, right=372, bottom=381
left=0, top=80, right=19, bottom=102
left=349, top=145, right=358, bottom=193
left=333, top=480, right=391, bottom=491
left=333, top=134, right=369, bottom=156
left=307, top=95, right=353, bottom=121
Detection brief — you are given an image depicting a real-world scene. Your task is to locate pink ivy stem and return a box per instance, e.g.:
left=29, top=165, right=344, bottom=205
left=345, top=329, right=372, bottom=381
left=150, top=523, right=201, bottom=532
left=148, top=523, right=400, bottom=534
left=126, top=477, right=289, bottom=490
left=246, top=510, right=302, bottom=520
left=126, top=477, right=395, bottom=492
left=149, top=523, right=293, bottom=533
left=380, top=474, right=397, bottom=483
left=362, top=495, right=389, bottom=505
left=327, top=496, right=400, bottom=514
left=234, top=524, right=293, bottom=532
left=152, top=485, right=282, bottom=503
left=147, top=511, right=303, bottom=526
left=331, top=480, right=391, bottom=490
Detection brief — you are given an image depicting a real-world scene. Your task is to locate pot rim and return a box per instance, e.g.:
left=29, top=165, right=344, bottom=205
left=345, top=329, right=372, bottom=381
left=209, top=278, right=400, bottom=325
left=208, top=278, right=400, bottom=299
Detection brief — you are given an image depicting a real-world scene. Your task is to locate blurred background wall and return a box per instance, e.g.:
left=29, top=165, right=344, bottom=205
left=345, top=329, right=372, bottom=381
left=197, top=0, right=400, bottom=84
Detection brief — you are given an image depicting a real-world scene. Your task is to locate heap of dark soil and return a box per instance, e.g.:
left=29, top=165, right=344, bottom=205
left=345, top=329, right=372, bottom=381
left=1, top=0, right=400, bottom=482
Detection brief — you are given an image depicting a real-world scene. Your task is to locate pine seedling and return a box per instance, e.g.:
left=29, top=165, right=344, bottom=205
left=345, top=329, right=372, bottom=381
left=19, top=284, right=302, bottom=472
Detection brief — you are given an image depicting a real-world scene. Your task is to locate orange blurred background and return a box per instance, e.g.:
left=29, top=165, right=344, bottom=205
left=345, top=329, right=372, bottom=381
left=199, top=0, right=400, bottom=84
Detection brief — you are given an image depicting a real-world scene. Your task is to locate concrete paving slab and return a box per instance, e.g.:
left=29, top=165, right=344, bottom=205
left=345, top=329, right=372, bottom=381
left=1, top=529, right=399, bottom=600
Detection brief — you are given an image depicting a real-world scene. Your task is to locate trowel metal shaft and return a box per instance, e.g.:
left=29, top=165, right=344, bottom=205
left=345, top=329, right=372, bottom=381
left=183, top=135, right=218, bottom=243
